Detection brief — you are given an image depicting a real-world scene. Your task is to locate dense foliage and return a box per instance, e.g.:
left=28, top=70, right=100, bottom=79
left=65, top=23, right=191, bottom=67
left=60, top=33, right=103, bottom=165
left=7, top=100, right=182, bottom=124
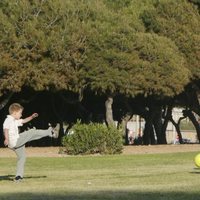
left=61, top=121, right=123, bottom=155
left=0, top=0, right=200, bottom=146
left=1, top=0, right=197, bottom=96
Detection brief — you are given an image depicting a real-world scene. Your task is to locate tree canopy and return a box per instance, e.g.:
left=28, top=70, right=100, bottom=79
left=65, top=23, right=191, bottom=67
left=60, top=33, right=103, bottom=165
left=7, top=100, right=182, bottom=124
left=0, top=0, right=200, bottom=145
left=0, top=0, right=88, bottom=94
left=141, top=0, right=200, bottom=79
left=0, top=0, right=197, bottom=97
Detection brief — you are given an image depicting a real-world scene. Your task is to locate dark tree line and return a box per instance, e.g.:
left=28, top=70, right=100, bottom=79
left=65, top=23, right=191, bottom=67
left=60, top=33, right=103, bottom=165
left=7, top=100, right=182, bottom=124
left=0, top=0, right=200, bottom=146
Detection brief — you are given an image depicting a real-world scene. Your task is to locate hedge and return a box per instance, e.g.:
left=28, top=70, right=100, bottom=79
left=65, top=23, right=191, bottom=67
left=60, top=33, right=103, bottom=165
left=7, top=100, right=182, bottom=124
left=61, top=121, right=123, bottom=155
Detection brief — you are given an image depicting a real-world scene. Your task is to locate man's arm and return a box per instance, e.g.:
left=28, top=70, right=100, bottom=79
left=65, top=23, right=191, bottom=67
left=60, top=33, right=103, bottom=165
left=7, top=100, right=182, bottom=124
left=4, top=129, right=9, bottom=146
left=22, top=113, right=38, bottom=124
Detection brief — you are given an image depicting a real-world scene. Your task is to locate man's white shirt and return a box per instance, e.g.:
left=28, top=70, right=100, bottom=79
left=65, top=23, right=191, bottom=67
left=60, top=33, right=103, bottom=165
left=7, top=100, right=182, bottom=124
left=3, top=115, right=23, bottom=148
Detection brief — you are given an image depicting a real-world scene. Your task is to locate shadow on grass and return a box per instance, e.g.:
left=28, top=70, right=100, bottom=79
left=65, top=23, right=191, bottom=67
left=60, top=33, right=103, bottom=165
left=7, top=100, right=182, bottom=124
left=0, top=175, right=47, bottom=181
left=193, top=168, right=200, bottom=170
left=0, top=175, right=14, bottom=181
left=1, top=191, right=200, bottom=200
left=189, top=168, right=200, bottom=174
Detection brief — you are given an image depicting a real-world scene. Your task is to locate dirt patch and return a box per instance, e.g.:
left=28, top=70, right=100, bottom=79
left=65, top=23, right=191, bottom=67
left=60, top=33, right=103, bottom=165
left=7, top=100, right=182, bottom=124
left=0, top=144, right=200, bottom=157
left=123, top=144, right=200, bottom=155
left=0, top=147, right=60, bottom=158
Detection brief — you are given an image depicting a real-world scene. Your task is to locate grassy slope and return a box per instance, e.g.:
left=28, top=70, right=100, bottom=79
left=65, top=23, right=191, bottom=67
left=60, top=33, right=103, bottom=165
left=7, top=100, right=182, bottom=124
left=0, top=152, right=200, bottom=200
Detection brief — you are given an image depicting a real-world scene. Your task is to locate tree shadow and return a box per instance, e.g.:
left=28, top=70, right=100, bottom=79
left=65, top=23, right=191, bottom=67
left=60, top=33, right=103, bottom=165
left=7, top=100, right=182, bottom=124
left=0, top=175, right=47, bottom=181
left=1, top=191, right=200, bottom=200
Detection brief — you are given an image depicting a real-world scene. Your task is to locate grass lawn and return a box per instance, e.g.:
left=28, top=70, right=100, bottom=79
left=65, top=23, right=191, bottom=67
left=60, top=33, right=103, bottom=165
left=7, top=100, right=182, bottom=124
left=0, top=151, right=200, bottom=200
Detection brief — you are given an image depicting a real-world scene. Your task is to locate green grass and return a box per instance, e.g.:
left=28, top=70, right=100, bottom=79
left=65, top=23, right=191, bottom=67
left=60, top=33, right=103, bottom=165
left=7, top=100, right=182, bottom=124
left=0, top=152, right=200, bottom=200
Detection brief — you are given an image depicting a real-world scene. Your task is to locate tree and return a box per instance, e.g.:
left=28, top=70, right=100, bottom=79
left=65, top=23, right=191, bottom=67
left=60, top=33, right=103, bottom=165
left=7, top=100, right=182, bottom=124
left=0, top=0, right=88, bottom=94
left=0, top=0, right=92, bottom=147
left=83, top=0, right=190, bottom=139
left=141, top=0, right=200, bottom=143
left=0, top=0, right=199, bottom=146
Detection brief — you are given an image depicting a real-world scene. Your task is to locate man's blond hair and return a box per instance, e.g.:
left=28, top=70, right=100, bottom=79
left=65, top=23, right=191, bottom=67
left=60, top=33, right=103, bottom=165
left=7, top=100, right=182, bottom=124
left=9, top=103, right=24, bottom=114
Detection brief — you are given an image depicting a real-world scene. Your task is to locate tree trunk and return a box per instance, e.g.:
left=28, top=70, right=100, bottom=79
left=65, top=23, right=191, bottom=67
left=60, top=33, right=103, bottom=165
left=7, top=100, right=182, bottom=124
left=105, top=95, right=114, bottom=126
left=150, top=126, right=156, bottom=144
left=183, top=109, right=200, bottom=143
left=121, top=98, right=133, bottom=145
left=153, top=106, right=167, bottom=144
left=121, top=119, right=128, bottom=145
left=161, top=105, right=173, bottom=143
left=143, top=118, right=153, bottom=145
left=143, top=107, right=155, bottom=145
left=0, top=92, right=14, bottom=110
left=184, top=86, right=200, bottom=116
left=121, top=114, right=132, bottom=145
left=169, top=117, right=183, bottom=144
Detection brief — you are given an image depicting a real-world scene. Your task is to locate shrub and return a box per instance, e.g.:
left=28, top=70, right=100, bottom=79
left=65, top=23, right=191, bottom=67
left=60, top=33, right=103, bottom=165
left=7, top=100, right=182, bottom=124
left=61, top=121, right=123, bottom=155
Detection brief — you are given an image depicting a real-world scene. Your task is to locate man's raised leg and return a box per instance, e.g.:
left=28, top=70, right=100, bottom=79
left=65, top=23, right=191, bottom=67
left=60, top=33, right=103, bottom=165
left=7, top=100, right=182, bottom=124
left=15, top=128, right=52, bottom=149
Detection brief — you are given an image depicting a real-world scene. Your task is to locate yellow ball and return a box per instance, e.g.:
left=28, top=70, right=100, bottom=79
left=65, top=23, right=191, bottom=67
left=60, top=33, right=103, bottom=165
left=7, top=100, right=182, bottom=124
left=194, top=154, right=200, bottom=168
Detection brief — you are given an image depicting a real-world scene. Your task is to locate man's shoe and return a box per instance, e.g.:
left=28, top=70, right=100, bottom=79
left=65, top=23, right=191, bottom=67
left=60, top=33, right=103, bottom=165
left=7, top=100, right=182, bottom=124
left=52, top=124, right=60, bottom=138
left=14, top=176, right=23, bottom=182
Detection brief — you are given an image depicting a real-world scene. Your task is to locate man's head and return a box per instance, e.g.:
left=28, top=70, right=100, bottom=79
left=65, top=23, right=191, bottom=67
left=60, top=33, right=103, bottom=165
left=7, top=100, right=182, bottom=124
left=9, top=103, right=24, bottom=119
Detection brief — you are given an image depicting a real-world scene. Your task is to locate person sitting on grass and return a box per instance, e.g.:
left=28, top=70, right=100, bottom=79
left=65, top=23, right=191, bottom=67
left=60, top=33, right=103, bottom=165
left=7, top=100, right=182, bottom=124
left=3, top=103, right=60, bottom=182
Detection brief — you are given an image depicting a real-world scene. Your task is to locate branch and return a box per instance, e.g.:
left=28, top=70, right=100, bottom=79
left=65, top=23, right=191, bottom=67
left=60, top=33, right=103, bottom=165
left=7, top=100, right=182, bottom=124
left=0, top=92, right=14, bottom=110
left=46, top=16, right=59, bottom=28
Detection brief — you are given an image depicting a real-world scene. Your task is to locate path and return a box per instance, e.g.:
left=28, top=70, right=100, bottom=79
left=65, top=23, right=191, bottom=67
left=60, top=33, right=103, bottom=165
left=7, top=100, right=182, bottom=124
left=0, top=144, right=199, bottom=157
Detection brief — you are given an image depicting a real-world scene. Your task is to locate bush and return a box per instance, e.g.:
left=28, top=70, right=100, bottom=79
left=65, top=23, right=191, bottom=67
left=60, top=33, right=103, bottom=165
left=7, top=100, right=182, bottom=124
left=61, top=121, right=123, bottom=155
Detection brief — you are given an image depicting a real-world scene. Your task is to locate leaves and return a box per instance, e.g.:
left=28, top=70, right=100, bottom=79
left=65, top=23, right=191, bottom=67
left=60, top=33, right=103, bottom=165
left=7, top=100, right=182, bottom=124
left=0, top=0, right=199, bottom=99
left=141, top=0, right=200, bottom=79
